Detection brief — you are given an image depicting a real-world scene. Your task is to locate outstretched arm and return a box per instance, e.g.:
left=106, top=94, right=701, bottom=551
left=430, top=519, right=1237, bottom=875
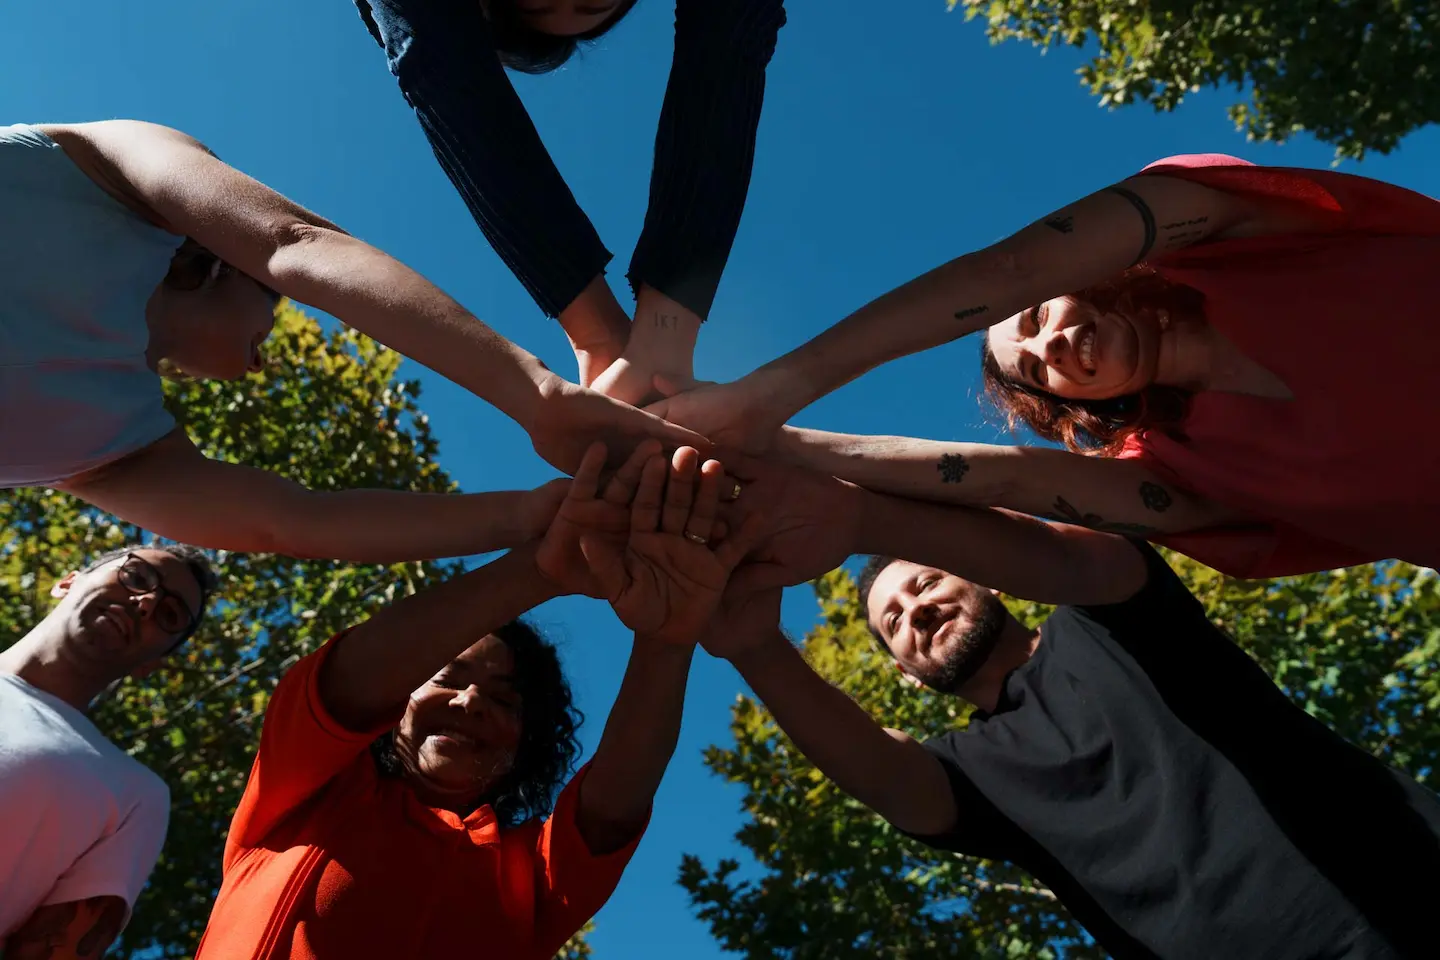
left=775, top=425, right=1240, bottom=536
left=45, top=120, right=703, bottom=473
left=703, top=591, right=957, bottom=836
left=59, top=429, right=563, bottom=561
left=576, top=446, right=765, bottom=853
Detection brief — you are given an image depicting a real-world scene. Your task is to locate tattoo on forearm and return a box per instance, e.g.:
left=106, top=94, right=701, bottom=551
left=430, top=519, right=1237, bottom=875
left=1044, top=214, right=1074, bottom=234
left=1047, top=495, right=1159, bottom=537
left=937, top=453, right=970, bottom=484
left=7, top=896, right=126, bottom=960
left=1104, top=186, right=1156, bottom=266
left=954, top=305, right=989, bottom=321
left=1161, top=215, right=1209, bottom=249
left=1138, top=481, right=1173, bottom=513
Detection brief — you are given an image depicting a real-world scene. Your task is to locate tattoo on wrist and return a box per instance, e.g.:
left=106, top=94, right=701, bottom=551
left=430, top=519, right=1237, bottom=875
left=1138, top=481, right=1173, bottom=513
left=653, top=313, right=678, bottom=330
left=1104, top=186, right=1156, bottom=266
left=1047, top=495, right=1159, bottom=537
left=954, top=305, right=990, bottom=321
left=937, top=453, right=970, bottom=484
left=1044, top=214, right=1074, bottom=234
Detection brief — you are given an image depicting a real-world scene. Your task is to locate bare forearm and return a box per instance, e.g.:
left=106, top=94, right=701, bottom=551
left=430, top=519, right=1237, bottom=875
left=728, top=634, right=930, bottom=826
left=578, top=638, right=695, bottom=853
left=289, top=488, right=544, bottom=562
left=269, top=228, right=550, bottom=427
left=855, top=489, right=1143, bottom=606
left=779, top=427, right=1228, bottom=535
left=321, top=544, right=561, bottom=731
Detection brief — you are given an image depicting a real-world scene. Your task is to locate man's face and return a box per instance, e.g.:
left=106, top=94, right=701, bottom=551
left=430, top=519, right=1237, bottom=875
left=52, top=550, right=204, bottom=679
left=865, top=560, right=1007, bottom=694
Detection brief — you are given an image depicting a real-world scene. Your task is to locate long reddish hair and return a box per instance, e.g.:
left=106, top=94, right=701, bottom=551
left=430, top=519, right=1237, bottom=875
left=980, top=266, right=1206, bottom=456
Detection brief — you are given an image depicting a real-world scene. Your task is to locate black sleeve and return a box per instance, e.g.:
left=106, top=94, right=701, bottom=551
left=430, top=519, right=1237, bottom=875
left=355, top=0, right=612, bottom=318
left=899, top=733, right=1025, bottom=862
left=625, top=0, right=786, bottom=319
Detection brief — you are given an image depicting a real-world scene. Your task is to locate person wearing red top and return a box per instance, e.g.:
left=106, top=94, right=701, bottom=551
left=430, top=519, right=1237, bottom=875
left=646, top=154, right=1440, bottom=578
left=196, top=440, right=761, bottom=960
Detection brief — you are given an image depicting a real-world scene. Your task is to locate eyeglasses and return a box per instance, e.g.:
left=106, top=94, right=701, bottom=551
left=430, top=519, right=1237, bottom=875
left=116, top=554, right=201, bottom=641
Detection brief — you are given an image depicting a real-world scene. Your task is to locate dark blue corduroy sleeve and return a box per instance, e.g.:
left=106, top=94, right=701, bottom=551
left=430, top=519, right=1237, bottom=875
left=626, top=0, right=786, bottom=320
left=356, top=0, right=613, bottom=318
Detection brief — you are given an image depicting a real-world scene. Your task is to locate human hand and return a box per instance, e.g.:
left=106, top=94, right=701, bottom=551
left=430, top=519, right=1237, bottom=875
left=581, top=448, right=765, bottom=646
left=536, top=440, right=663, bottom=597
left=527, top=372, right=709, bottom=474
left=644, top=374, right=786, bottom=457
left=699, top=585, right=785, bottom=662
left=717, top=456, right=865, bottom=596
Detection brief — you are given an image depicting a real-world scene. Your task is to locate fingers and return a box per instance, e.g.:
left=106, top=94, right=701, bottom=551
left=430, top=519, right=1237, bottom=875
left=625, top=405, right=710, bottom=453
left=631, top=454, right=668, bottom=532
left=684, top=458, right=724, bottom=545
left=661, top=448, right=700, bottom=536
left=568, top=442, right=607, bottom=503
left=579, top=533, right=626, bottom=601
left=726, top=560, right=793, bottom=596
left=713, top=512, right=769, bottom=573
left=652, top=373, right=718, bottom=398
left=602, top=439, right=661, bottom=506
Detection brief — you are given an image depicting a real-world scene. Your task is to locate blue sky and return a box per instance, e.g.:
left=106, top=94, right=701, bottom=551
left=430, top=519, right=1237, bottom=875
left=7, top=1, right=1440, bottom=956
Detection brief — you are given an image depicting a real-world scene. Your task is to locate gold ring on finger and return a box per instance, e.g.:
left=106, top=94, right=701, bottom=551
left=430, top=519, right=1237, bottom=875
left=684, top=531, right=708, bottom=545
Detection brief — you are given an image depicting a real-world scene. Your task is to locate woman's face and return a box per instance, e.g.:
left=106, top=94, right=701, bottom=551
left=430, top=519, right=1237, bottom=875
left=985, top=296, right=1163, bottom=400
left=394, top=635, right=524, bottom=807
left=498, top=0, right=621, bottom=35
left=150, top=262, right=277, bottom=380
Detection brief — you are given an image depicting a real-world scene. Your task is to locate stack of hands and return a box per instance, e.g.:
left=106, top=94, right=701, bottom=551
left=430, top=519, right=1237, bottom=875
left=525, top=434, right=862, bottom=664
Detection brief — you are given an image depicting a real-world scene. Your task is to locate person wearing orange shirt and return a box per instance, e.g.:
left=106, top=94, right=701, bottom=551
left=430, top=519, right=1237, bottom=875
left=196, top=440, right=760, bottom=960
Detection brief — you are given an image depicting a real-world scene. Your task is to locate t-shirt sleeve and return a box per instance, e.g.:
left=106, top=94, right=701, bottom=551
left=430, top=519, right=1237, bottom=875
left=529, top=762, right=646, bottom=957
left=1136, top=153, right=1440, bottom=239
left=41, top=775, right=169, bottom=930
left=225, top=634, right=400, bottom=860
left=903, top=732, right=1025, bottom=862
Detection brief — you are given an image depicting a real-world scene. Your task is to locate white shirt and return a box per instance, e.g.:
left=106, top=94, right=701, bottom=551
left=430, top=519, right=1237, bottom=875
left=0, top=672, right=169, bottom=940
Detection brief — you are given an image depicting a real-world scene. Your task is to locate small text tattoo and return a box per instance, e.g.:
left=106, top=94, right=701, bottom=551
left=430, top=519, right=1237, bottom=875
left=1161, top=215, right=1209, bottom=249
left=1044, top=215, right=1074, bottom=234
left=1047, top=495, right=1159, bottom=537
left=653, top=313, right=679, bottom=330
left=937, top=453, right=970, bottom=484
left=1139, top=481, right=1173, bottom=513
left=954, top=305, right=990, bottom=321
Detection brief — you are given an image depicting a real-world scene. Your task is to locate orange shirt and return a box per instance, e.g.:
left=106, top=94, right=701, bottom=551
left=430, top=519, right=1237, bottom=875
left=1118, top=154, right=1440, bottom=577
left=196, top=637, right=641, bottom=960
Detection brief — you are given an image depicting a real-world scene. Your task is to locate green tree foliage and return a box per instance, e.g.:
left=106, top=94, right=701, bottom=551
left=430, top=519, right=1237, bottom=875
left=681, top=555, right=1440, bottom=957
left=0, top=304, right=589, bottom=960
left=946, top=0, right=1439, bottom=160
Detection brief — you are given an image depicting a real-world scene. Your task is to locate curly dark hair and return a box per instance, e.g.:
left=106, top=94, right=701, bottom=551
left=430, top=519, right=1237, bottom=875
left=371, top=618, right=583, bottom=827
left=488, top=0, right=641, bottom=74
left=163, top=237, right=281, bottom=302
left=980, top=265, right=1204, bottom=456
left=857, top=555, right=899, bottom=655
left=81, top=542, right=220, bottom=652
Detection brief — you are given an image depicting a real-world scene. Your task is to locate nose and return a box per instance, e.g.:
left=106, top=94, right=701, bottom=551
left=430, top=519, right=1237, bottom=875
left=129, top=590, right=160, bottom=620
left=450, top=685, right=485, bottom=714
left=1040, top=329, right=1069, bottom=368
left=900, top=594, right=939, bottom=636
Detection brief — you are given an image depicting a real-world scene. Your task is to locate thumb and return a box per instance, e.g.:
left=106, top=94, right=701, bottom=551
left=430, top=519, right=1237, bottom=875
left=714, top=513, right=770, bottom=573
left=579, top=534, right=627, bottom=600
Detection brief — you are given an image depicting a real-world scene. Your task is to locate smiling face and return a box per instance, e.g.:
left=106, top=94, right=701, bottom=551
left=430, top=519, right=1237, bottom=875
left=986, top=295, right=1164, bottom=401
left=865, top=560, right=1008, bottom=694
left=393, top=635, right=525, bottom=809
left=52, top=549, right=205, bottom=681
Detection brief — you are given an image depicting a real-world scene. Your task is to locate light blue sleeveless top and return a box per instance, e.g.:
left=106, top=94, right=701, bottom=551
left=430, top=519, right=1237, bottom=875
left=0, top=124, right=182, bottom=487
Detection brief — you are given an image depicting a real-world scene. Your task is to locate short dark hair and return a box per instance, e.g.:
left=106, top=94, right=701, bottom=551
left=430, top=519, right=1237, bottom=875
left=164, top=238, right=281, bottom=304
left=488, top=0, right=641, bottom=74
left=82, top=543, right=220, bottom=651
left=371, top=618, right=583, bottom=827
left=857, top=555, right=899, bottom=654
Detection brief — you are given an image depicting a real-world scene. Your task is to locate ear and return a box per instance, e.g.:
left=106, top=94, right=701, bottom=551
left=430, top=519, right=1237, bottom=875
left=51, top=571, right=79, bottom=599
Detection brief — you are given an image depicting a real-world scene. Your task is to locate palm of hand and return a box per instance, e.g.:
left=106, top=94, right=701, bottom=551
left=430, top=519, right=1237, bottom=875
left=651, top=383, right=775, bottom=456
left=588, top=356, right=664, bottom=407
left=608, top=531, right=729, bottom=644
left=722, top=464, right=860, bottom=590
left=536, top=497, right=629, bottom=598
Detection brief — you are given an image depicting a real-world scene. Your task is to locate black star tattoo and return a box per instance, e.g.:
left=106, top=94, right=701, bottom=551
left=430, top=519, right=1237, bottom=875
left=937, top=453, right=970, bottom=484
left=1139, top=481, right=1173, bottom=513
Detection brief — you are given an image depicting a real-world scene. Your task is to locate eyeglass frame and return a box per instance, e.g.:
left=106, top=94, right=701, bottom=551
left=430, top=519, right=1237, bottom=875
left=114, top=552, right=203, bottom=645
